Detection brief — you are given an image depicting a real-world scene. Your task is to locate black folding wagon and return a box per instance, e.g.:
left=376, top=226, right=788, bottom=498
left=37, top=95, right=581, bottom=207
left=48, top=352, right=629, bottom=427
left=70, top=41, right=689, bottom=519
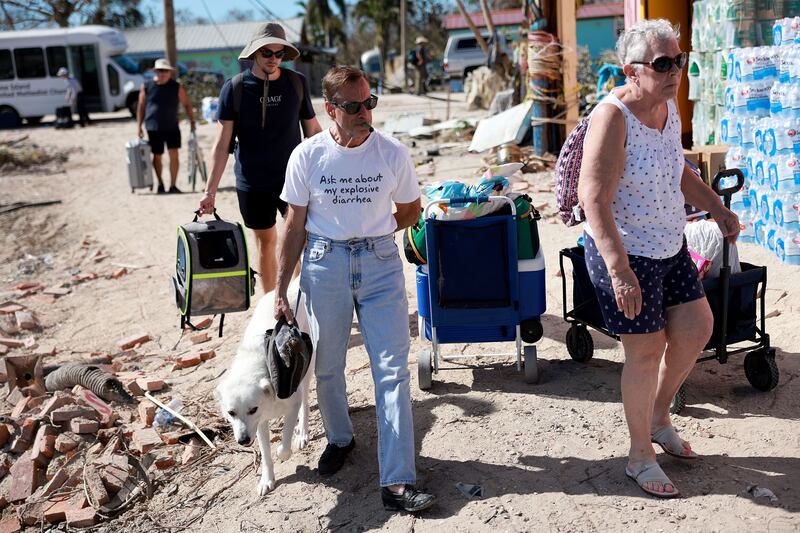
left=558, top=169, right=779, bottom=414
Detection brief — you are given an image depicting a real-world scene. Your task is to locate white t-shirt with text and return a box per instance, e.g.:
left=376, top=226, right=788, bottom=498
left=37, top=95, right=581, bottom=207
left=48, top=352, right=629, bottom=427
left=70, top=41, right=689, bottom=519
left=281, top=129, right=420, bottom=240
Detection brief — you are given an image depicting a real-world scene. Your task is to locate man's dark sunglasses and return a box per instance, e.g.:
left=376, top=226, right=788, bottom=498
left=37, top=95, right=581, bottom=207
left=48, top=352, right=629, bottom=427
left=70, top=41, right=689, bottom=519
left=259, top=48, right=285, bottom=59
left=631, top=52, right=688, bottom=73
left=330, top=94, right=379, bottom=115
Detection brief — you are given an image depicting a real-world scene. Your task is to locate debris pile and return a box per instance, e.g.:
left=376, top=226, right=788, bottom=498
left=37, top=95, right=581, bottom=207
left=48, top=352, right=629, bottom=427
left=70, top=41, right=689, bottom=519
left=0, top=136, right=69, bottom=174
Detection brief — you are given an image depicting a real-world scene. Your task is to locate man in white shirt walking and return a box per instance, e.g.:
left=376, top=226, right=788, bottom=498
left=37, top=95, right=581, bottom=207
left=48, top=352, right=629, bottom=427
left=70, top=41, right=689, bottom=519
left=273, top=66, right=435, bottom=512
left=57, top=67, right=90, bottom=127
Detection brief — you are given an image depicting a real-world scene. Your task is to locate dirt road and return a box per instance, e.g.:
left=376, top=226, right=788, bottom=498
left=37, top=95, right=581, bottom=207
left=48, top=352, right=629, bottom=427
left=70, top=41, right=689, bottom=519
left=1, top=93, right=798, bottom=532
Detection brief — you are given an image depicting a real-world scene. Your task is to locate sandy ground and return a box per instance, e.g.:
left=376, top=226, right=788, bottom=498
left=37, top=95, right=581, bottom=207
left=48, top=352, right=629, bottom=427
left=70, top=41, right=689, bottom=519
left=1, top=92, right=799, bottom=533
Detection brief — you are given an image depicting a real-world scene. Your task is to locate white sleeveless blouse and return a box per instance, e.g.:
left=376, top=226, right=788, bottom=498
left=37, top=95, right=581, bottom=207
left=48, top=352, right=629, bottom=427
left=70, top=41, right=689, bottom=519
left=584, top=91, right=686, bottom=259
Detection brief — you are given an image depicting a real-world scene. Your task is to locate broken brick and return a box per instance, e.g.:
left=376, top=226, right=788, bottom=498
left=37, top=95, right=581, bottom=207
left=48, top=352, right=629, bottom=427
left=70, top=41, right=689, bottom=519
left=19, top=417, right=39, bottom=442
left=138, top=401, right=156, bottom=427
left=151, top=451, right=176, bottom=469
left=110, top=267, right=128, bottom=279
left=72, top=386, right=116, bottom=425
left=190, top=331, right=210, bottom=344
left=97, top=427, right=121, bottom=445
left=17, top=497, right=47, bottom=526
left=0, top=516, right=21, bottom=533
left=14, top=282, right=39, bottom=290
left=84, top=466, right=109, bottom=505
left=70, top=418, right=99, bottom=434
left=198, top=348, right=216, bottom=361
left=66, top=506, right=97, bottom=527
left=0, top=453, right=10, bottom=478
left=38, top=392, right=73, bottom=418
left=0, top=337, right=24, bottom=348
left=41, top=466, right=68, bottom=496
left=182, top=440, right=202, bottom=464
left=0, top=303, right=24, bottom=314
left=50, top=404, right=95, bottom=423
left=42, top=286, right=70, bottom=297
left=99, top=464, right=128, bottom=493
left=124, top=378, right=144, bottom=397
left=116, top=333, right=150, bottom=350
left=132, top=427, right=162, bottom=454
left=7, top=451, right=45, bottom=502
left=0, top=344, right=7, bottom=355
left=0, top=425, right=10, bottom=448
left=14, top=311, right=37, bottom=330
left=31, top=344, right=57, bottom=357
left=135, top=378, right=165, bottom=392
left=191, top=317, right=213, bottom=330
left=54, top=433, right=81, bottom=453
left=31, top=425, right=57, bottom=466
left=175, top=353, right=202, bottom=369
left=8, top=437, right=29, bottom=454
left=43, top=492, right=86, bottom=524
left=10, top=396, right=32, bottom=418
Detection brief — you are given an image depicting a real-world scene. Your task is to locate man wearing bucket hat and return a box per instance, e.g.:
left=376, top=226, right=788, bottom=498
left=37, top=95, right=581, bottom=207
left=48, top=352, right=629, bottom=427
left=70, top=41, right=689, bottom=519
left=57, top=67, right=91, bottom=127
left=413, top=36, right=430, bottom=95
left=136, top=58, right=196, bottom=194
left=198, top=22, right=322, bottom=294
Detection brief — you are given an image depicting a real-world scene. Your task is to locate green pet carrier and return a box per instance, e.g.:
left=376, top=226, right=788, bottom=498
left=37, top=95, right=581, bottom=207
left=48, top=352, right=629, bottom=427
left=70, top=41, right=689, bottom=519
left=172, top=210, right=255, bottom=336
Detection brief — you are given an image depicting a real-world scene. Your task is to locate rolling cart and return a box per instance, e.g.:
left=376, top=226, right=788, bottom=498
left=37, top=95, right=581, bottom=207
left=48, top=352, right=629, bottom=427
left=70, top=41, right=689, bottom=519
left=559, top=169, right=779, bottom=413
left=416, top=195, right=546, bottom=389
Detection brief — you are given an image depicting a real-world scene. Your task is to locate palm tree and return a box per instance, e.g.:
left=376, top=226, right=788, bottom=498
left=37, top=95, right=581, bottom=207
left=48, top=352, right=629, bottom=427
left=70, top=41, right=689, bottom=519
left=352, top=0, right=402, bottom=81
left=297, top=0, right=347, bottom=49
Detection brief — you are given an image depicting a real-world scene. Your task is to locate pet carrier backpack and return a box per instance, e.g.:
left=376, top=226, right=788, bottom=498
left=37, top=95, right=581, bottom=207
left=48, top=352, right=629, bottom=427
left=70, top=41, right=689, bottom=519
left=172, top=210, right=255, bottom=336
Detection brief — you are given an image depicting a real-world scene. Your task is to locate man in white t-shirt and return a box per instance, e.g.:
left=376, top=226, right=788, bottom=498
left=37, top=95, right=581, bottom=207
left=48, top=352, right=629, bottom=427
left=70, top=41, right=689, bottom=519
left=274, top=66, right=435, bottom=513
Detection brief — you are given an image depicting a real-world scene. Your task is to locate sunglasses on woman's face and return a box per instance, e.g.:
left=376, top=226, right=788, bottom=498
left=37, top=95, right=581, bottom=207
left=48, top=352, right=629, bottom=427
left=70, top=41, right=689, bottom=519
left=631, top=52, right=688, bottom=73
left=259, top=48, right=285, bottom=59
left=330, top=94, right=379, bottom=115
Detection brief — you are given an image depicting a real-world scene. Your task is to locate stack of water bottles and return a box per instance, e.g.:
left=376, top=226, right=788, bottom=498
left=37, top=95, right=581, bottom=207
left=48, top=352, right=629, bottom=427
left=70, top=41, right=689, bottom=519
left=717, top=14, right=800, bottom=265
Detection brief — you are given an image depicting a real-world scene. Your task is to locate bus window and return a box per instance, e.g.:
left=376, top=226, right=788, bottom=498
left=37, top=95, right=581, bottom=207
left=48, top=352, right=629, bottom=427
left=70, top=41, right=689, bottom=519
left=14, top=48, right=46, bottom=78
left=0, top=50, right=13, bottom=80
left=111, top=54, right=140, bottom=75
left=107, top=63, right=120, bottom=95
left=46, top=46, right=68, bottom=77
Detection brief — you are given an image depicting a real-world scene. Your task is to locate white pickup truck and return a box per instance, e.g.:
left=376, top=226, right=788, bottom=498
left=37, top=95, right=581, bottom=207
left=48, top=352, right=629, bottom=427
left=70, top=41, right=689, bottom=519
left=442, top=33, right=510, bottom=80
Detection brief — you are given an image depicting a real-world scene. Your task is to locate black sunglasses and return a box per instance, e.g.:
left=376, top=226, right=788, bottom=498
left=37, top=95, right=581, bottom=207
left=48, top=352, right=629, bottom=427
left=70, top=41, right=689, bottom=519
left=258, top=48, right=285, bottom=59
left=330, top=94, right=379, bottom=115
left=631, top=52, right=688, bottom=73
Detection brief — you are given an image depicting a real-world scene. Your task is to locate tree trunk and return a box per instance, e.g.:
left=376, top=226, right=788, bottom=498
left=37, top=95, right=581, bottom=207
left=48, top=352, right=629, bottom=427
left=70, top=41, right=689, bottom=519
left=454, top=0, right=488, bottom=53
left=164, top=0, right=177, bottom=79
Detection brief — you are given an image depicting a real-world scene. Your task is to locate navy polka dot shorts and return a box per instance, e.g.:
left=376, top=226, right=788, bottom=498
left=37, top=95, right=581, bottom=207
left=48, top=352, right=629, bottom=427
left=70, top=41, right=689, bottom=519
left=583, top=233, right=705, bottom=335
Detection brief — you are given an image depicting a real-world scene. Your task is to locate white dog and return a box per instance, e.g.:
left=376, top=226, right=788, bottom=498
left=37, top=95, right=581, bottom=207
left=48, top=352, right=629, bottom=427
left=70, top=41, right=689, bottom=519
left=216, top=278, right=312, bottom=495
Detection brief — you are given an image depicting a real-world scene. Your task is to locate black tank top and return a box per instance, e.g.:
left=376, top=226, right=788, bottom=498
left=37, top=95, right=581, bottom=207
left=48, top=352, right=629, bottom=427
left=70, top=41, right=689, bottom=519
left=144, top=79, right=180, bottom=131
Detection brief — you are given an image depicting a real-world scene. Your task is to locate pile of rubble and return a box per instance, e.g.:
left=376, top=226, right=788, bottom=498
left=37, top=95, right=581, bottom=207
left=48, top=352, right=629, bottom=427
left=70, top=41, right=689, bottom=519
left=0, top=335, right=220, bottom=532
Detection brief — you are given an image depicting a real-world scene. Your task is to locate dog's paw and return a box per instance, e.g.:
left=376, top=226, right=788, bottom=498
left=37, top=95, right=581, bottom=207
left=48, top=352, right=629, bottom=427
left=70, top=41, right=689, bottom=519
left=257, top=475, right=275, bottom=496
left=276, top=442, right=292, bottom=461
left=292, top=430, right=309, bottom=450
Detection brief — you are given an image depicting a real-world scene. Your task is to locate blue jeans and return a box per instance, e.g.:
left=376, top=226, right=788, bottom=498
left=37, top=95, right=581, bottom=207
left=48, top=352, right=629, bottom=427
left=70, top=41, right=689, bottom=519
left=301, top=233, right=416, bottom=487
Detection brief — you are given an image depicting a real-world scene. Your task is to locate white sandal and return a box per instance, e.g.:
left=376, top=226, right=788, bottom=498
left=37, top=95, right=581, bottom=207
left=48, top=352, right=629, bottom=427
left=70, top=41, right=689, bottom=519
left=625, top=462, right=681, bottom=498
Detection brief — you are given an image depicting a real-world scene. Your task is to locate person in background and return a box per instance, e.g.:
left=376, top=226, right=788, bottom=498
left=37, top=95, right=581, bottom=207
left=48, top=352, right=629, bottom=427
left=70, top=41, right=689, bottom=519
left=57, top=67, right=90, bottom=127
left=413, top=36, right=430, bottom=95
left=577, top=19, right=740, bottom=498
left=197, top=22, right=322, bottom=293
left=136, top=58, right=195, bottom=194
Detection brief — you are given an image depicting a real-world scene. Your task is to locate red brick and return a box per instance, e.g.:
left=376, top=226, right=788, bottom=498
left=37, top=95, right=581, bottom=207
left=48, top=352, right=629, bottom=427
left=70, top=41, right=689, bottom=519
left=191, top=317, right=213, bottom=330
left=7, top=451, right=45, bottom=502
left=84, top=466, right=109, bottom=506
left=10, top=396, right=31, bottom=418
left=31, top=425, right=57, bottom=466
left=14, top=311, right=37, bottom=330
left=95, top=453, right=128, bottom=472
left=190, top=331, right=210, bottom=344
left=72, top=386, right=116, bottom=425
left=182, top=442, right=202, bottom=464
left=0, top=344, right=7, bottom=355
left=135, top=378, right=165, bottom=392
left=38, top=392, right=73, bottom=418
left=110, top=267, right=128, bottom=279
left=116, top=333, right=150, bottom=350
left=0, top=425, right=9, bottom=448
left=8, top=437, right=30, bottom=454
left=54, top=433, right=81, bottom=453
left=124, top=378, right=144, bottom=396
left=151, top=452, right=176, bottom=469
left=42, top=286, right=70, bottom=296
left=14, top=281, right=39, bottom=290
left=70, top=418, right=99, bottom=434
left=131, top=427, right=162, bottom=454
left=199, top=348, right=216, bottom=361
left=31, top=344, right=57, bottom=356
left=0, top=453, right=10, bottom=478
left=0, top=303, right=24, bottom=314
left=0, top=515, right=21, bottom=533
left=99, top=464, right=128, bottom=493
left=66, top=506, right=97, bottom=527
left=138, top=401, right=156, bottom=427
left=17, top=498, right=47, bottom=526
left=0, top=337, right=24, bottom=348
left=51, top=404, right=95, bottom=423
left=41, top=466, right=68, bottom=496
left=19, top=417, right=39, bottom=442
left=43, top=493, right=86, bottom=524
left=175, top=353, right=202, bottom=369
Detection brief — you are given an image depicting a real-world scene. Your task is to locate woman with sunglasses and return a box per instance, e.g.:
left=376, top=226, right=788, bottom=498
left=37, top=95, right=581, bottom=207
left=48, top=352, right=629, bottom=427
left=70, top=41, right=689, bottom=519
left=577, top=19, right=740, bottom=498
left=200, top=22, right=322, bottom=293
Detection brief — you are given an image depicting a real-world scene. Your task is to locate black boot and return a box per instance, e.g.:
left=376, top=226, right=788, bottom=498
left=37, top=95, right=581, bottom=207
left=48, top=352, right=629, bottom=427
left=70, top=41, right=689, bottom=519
left=318, top=438, right=355, bottom=476
left=381, top=485, right=436, bottom=512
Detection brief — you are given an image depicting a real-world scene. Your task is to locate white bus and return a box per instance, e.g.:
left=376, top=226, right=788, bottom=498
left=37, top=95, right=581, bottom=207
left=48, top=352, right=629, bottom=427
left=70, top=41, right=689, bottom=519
left=0, top=25, right=145, bottom=127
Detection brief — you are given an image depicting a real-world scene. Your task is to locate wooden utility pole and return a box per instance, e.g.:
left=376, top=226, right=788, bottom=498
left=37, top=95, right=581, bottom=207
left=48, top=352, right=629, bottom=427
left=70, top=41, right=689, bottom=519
left=454, top=0, right=488, bottom=54
left=164, top=0, right=177, bottom=79
left=557, top=0, right=578, bottom=134
left=401, top=0, right=407, bottom=91
left=478, top=0, right=496, bottom=36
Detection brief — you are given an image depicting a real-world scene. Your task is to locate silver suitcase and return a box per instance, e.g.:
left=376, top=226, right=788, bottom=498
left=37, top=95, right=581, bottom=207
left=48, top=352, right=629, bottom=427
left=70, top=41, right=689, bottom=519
left=126, top=138, right=153, bottom=193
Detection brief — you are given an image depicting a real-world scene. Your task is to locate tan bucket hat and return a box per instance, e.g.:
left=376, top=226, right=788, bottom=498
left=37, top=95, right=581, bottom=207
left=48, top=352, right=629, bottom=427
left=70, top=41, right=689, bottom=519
left=154, top=58, right=176, bottom=71
left=415, top=36, right=429, bottom=45
left=239, top=22, right=300, bottom=61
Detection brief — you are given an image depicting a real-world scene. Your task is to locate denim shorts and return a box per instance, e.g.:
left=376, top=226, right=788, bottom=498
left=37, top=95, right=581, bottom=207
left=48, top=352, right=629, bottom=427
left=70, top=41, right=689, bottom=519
left=584, top=233, right=705, bottom=335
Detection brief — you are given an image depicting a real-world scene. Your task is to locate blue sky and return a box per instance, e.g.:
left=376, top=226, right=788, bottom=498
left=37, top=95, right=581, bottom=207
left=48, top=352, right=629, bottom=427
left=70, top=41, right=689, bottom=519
left=142, top=0, right=301, bottom=25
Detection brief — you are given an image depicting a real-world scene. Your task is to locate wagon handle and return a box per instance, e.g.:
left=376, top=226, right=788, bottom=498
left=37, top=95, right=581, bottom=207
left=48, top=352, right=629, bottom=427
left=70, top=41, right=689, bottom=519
left=711, top=168, right=745, bottom=210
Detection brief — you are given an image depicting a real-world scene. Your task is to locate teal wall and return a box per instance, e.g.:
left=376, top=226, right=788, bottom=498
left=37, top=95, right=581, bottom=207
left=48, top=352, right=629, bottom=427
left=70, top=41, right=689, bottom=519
left=577, top=17, right=620, bottom=59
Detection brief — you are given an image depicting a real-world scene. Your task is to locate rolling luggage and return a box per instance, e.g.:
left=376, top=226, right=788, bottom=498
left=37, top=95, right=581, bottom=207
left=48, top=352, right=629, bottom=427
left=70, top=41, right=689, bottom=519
left=125, top=138, right=153, bottom=193
left=54, top=106, right=73, bottom=129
